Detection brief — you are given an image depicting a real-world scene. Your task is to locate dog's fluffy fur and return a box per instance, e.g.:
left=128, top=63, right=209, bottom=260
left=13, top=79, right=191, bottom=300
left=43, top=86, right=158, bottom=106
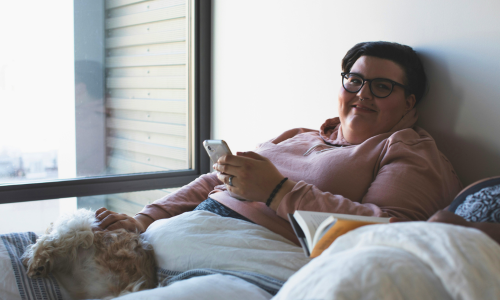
left=21, top=209, right=157, bottom=299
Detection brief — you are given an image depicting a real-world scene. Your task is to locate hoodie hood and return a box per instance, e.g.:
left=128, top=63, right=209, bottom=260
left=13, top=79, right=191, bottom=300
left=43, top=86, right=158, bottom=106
left=319, top=108, right=419, bottom=146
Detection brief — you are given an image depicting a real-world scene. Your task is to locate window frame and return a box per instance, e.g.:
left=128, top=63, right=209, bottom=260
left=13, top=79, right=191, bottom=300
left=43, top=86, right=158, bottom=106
left=0, top=0, right=212, bottom=205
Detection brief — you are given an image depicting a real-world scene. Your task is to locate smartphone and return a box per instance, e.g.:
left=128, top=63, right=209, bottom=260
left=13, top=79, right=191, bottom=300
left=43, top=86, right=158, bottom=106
left=203, top=140, right=246, bottom=201
left=203, top=140, right=232, bottom=164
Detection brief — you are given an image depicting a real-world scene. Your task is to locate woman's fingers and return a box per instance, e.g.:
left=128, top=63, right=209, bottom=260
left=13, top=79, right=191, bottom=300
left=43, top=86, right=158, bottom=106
left=213, top=161, right=238, bottom=175
left=215, top=153, right=264, bottom=175
left=216, top=172, right=235, bottom=187
left=389, top=217, right=409, bottom=223
left=95, top=207, right=107, bottom=217
left=96, top=209, right=115, bottom=221
left=94, top=207, right=144, bottom=232
left=217, top=153, right=248, bottom=167
left=97, top=212, right=128, bottom=230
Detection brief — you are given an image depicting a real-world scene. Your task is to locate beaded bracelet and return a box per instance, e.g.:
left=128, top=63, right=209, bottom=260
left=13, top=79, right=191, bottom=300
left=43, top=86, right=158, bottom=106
left=266, top=177, right=289, bottom=207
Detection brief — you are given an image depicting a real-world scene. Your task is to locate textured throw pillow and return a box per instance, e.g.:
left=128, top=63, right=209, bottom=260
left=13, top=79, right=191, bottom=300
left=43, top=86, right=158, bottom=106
left=451, top=179, right=500, bottom=223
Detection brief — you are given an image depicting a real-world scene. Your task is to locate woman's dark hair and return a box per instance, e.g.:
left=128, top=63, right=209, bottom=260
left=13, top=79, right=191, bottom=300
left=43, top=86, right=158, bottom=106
left=341, top=41, right=427, bottom=105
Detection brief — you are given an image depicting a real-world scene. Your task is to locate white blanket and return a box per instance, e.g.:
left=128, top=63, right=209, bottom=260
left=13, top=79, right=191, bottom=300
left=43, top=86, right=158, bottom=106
left=274, top=222, right=500, bottom=300
left=114, top=211, right=310, bottom=300
left=143, top=211, right=310, bottom=282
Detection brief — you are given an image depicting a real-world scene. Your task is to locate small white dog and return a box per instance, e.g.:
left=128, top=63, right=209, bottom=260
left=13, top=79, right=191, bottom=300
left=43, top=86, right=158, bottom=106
left=21, top=209, right=157, bottom=299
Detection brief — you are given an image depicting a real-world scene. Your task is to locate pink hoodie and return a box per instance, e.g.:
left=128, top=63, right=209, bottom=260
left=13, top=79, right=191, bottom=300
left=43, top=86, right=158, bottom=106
left=139, top=109, right=462, bottom=244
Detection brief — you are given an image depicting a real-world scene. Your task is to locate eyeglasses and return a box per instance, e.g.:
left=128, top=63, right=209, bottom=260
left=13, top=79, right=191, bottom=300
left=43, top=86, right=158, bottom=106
left=341, top=72, right=411, bottom=98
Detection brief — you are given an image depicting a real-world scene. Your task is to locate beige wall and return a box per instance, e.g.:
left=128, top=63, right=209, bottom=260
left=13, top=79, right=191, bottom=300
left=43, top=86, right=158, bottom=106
left=212, top=0, right=500, bottom=186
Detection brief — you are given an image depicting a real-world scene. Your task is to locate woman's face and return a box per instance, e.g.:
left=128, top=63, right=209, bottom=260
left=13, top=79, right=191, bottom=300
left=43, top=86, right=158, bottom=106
left=338, top=56, right=416, bottom=144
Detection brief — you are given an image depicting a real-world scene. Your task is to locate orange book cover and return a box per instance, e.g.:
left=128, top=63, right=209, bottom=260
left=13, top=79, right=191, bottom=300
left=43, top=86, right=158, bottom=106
left=310, top=219, right=379, bottom=258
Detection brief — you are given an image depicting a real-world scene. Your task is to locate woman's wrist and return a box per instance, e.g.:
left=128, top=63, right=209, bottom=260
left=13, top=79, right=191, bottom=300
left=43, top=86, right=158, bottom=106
left=134, top=214, right=155, bottom=232
left=268, top=179, right=296, bottom=211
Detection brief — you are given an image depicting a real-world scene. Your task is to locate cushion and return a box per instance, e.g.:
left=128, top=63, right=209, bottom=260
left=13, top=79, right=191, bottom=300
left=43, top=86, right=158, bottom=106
left=448, top=176, right=500, bottom=222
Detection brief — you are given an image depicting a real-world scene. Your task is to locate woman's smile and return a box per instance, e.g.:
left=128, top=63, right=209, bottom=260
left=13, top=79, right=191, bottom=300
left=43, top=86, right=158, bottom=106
left=351, top=103, right=377, bottom=113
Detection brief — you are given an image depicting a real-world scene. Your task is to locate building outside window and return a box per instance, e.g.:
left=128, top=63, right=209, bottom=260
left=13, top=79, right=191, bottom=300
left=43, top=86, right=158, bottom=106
left=0, top=0, right=211, bottom=234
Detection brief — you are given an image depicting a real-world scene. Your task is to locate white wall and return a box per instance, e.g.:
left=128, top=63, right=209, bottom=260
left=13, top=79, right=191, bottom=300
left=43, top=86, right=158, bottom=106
left=212, top=0, right=500, bottom=186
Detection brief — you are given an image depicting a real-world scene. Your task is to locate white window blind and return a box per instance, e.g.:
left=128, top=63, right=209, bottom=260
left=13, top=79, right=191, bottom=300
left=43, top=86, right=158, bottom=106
left=105, top=0, right=189, bottom=174
left=104, top=0, right=189, bottom=213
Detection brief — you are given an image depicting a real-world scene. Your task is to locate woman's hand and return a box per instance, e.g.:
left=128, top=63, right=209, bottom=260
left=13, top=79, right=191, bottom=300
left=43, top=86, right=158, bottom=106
left=94, top=207, right=153, bottom=233
left=389, top=217, right=411, bottom=223
left=427, top=210, right=471, bottom=227
left=428, top=210, right=500, bottom=245
left=213, top=151, right=295, bottom=208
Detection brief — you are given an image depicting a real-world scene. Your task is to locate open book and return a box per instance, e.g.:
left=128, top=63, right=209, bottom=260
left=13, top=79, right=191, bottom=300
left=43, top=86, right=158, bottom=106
left=288, top=210, right=390, bottom=258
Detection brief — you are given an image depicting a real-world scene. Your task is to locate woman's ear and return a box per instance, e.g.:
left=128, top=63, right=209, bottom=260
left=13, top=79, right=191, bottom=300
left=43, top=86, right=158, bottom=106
left=405, top=94, right=416, bottom=112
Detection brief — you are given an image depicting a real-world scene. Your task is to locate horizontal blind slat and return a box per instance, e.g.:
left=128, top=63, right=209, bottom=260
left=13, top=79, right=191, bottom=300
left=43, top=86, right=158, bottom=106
left=110, top=148, right=187, bottom=169
left=108, top=156, right=169, bottom=172
left=108, top=89, right=186, bottom=100
left=107, top=0, right=185, bottom=17
left=107, top=5, right=185, bottom=29
left=106, top=29, right=185, bottom=48
left=106, top=53, right=186, bottom=68
left=107, top=76, right=185, bottom=88
left=107, top=137, right=187, bottom=160
left=106, top=98, right=186, bottom=113
left=107, top=118, right=186, bottom=136
left=108, top=129, right=186, bottom=148
left=110, top=109, right=185, bottom=125
left=106, top=0, right=148, bottom=10
left=108, top=18, right=185, bottom=38
left=108, top=41, right=185, bottom=57
left=108, top=65, right=186, bottom=77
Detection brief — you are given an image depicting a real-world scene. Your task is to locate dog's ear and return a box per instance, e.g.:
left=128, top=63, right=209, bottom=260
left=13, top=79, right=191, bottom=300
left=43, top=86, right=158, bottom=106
left=21, top=237, right=52, bottom=277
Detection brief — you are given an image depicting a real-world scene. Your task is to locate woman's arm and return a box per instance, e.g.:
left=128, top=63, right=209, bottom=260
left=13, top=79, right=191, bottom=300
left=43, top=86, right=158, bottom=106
left=214, top=151, right=387, bottom=217
left=428, top=210, right=500, bottom=245
left=95, top=172, right=223, bottom=232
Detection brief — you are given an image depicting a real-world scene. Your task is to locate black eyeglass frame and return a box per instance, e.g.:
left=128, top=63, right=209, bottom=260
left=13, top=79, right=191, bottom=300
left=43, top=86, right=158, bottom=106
left=341, top=72, right=412, bottom=98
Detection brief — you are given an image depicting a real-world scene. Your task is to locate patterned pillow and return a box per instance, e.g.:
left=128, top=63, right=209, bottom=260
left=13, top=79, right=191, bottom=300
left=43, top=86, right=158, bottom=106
left=453, top=183, right=500, bottom=223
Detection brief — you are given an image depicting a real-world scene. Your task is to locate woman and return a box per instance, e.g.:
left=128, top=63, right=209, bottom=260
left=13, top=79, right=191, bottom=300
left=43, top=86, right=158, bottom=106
left=96, top=41, right=462, bottom=244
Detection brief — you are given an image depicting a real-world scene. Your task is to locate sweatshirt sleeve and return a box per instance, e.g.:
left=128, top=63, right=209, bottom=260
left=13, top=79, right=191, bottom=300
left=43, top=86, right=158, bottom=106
left=276, top=138, right=462, bottom=221
left=136, top=172, right=223, bottom=221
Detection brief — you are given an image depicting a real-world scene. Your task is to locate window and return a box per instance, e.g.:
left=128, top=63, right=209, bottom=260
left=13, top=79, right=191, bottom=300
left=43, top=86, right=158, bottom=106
left=0, top=0, right=211, bottom=228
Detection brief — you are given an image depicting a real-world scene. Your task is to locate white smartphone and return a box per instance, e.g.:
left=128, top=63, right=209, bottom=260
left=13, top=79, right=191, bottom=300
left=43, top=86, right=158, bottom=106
left=203, top=140, right=246, bottom=201
left=203, top=140, right=232, bottom=164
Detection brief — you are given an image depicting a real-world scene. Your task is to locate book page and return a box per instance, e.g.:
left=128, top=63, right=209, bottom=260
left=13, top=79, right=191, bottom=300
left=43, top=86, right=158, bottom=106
left=294, top=211, right=335, bottom=251
left=295, top=210, right=391, bottom=223
left=313, top=220, right=336, bottom=247
left=295, top=210, right=335, bottom=232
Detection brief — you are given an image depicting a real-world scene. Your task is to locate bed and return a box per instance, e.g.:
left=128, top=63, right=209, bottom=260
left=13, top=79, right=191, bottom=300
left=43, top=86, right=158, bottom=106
left=2, top=195, right=500, bottom=300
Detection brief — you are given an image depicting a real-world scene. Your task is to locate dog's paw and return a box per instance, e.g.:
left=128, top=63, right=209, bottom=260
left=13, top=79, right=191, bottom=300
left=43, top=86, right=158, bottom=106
left=29, top=265, right=48, bottom=277
left=26, top=260, right=49, bottom=277
left=23, top=251, right=50, bottom=277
